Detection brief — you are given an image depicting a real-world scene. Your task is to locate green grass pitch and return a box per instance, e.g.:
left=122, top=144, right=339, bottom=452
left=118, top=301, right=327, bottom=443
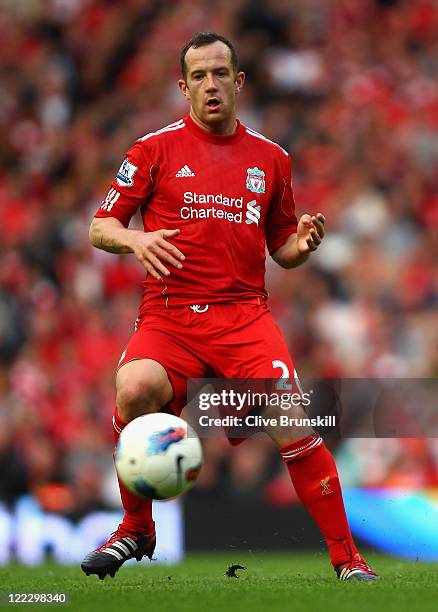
left=1, top=552, right=437, bottom=612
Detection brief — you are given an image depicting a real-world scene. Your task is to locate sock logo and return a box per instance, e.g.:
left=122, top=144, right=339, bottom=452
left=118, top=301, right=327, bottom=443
left=321, top=476, right=332, bottom=495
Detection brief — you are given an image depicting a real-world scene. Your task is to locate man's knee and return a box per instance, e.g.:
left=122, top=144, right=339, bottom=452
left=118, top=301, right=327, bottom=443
left=116, top=359, right=173, bottom=422
left=116, top=380, right=158, bottom=419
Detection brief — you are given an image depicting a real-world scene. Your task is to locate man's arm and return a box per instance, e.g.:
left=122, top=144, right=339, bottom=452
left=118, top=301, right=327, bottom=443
left=90, top=217, right=141, bottom=254
left=272, top=213, right=325, bottom=269
left=89, top=217, right=185, bottom=280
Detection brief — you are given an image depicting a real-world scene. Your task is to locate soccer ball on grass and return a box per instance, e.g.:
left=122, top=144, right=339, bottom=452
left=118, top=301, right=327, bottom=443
left=115, top=413, right=203, bottom=500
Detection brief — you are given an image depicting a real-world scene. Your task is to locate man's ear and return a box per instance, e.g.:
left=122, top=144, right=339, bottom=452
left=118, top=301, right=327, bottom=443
left=234, top=71, right=245, bottom=95
left=178, top=79, right=191, bottom=101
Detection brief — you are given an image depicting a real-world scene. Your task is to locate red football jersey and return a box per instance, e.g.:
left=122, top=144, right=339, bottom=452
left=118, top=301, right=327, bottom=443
left=95, top=115, right=297, bottom=307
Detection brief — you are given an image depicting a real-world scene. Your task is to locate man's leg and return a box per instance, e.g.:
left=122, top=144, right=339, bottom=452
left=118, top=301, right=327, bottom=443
left=82, top=358, right=172, bottom=580
left=269, top=430, right=378, bottom=580
left=82, top=310, right=209, bottom=580
left=112, top=405, right=155, bottom=534
left=210, top=303, right=378, bottom=580
left=262, top=395, right=379, bottom=579
left=112, top=359, right=173, bottom=534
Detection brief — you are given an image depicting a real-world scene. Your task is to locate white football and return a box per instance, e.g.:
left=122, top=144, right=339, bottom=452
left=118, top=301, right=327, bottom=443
left=115, top=413, right=203, bottom=500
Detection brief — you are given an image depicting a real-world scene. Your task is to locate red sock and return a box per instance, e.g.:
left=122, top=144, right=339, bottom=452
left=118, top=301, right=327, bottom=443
left=281, top=436, right=360, bottom=567
left=113, top=407, right=155, bottom=535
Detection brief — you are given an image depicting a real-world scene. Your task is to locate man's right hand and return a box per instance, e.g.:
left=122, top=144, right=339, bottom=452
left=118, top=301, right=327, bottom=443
left=129, top=228, right=185, bottom=280
left=89, top=217, right=185, bottom=280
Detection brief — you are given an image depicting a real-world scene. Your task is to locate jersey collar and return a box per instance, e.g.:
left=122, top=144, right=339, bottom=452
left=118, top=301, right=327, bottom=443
left=184, top=114, right=246, bottom=144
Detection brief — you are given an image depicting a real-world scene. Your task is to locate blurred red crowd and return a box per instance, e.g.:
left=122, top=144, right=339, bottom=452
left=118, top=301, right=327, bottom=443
left=0, top=0, right=437, bottom=513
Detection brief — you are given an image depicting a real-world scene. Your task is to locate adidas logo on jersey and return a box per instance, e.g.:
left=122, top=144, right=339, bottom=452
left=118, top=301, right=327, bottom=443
left=176, top=165, right=195, bottom=177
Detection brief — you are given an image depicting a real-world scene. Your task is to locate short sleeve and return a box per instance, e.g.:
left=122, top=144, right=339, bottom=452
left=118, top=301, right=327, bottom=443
left=95, top=141, right=153, bottom=227
left=265, top=153, right=298, bottom=256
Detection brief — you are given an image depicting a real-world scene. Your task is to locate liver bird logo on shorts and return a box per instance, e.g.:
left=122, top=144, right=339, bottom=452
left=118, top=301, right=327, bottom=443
left=148, top=427, right=186, bottom=454
left=246, top=167, right=266, bottom=193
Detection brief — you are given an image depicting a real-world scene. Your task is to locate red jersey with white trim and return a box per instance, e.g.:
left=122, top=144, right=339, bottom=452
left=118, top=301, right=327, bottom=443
left=95, top=115, right=297, bottom=308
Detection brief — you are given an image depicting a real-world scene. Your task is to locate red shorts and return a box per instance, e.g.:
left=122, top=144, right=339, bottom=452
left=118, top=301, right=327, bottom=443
left=117, top=300, right=295, bottom=436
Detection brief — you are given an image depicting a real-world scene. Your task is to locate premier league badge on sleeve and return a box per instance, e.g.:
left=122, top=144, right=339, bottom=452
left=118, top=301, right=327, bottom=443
left=246, top=167, right=266, bottom=194
left=116, top=158, right=138, bottom=187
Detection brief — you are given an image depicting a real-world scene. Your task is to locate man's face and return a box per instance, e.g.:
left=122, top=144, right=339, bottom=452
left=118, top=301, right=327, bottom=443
left=179, top=41, right=245, bottom=129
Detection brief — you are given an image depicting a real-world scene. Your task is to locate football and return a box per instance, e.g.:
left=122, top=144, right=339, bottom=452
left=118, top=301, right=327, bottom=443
left=115, top=413, right=203, bottom=500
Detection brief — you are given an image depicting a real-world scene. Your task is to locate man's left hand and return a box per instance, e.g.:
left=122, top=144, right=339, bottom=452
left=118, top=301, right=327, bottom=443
left=296, top=213, right=325, bottom=254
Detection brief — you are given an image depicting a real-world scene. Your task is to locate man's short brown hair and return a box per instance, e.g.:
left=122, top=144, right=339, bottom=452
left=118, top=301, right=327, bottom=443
left=180, top=32, right=239, bottom=80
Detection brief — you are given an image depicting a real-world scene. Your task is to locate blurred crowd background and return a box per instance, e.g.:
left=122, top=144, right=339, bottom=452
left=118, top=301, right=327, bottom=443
left=1, top=0, right=437, bottom=522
